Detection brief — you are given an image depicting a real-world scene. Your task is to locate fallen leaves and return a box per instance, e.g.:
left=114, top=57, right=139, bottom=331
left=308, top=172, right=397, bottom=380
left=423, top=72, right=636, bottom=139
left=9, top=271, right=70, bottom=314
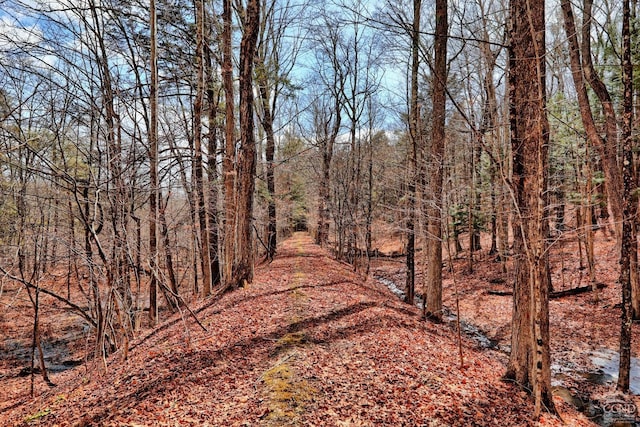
left=0, top=233, right=596, bottom=426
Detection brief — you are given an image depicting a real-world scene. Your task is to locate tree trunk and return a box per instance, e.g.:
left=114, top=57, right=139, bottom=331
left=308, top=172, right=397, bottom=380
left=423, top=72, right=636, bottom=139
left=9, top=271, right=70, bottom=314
left=560, top=0, right=623, bottom=241
left=489, top=161, right=498, bottom=256
left=632, top=0, right=640, bottom=321
left=205, top=19, right=221, bottom=287
left=316, top=94, right=342, bottom=247
left=159, top=192, right=179, bottom=300
left=148, top=0, right=158, bottom=322
left=222, top=0, right=237, bottom=287
left=317, top=140, right=333, bottom=247
left=505, top=0, right=555, bottom=415
left=365, top=112, right=374, bottom=276
left=258, top=83, right=277, bottom=261
left=166, top=102, right=200, bottom=294
left=231, top=0, right=260, bottom=288
left=584, top=154, right=596, bottom=287
left=617, top=0, right=634, bottom=392
left=317, top=146, right=332, bottom=246
left=406, top=0, right=420, bottom=306
left=90, top=0, right=133, bottom=337
left=193, top=0, right=212, bottom=297
left=424, top=0, right=447, bottom=322
left=469, top=136, right=482, bottom=258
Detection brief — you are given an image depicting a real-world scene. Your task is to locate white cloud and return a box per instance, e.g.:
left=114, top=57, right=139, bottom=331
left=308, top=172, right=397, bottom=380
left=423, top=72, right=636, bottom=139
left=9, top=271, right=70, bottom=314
left=0, top=14, right=44, bottom=49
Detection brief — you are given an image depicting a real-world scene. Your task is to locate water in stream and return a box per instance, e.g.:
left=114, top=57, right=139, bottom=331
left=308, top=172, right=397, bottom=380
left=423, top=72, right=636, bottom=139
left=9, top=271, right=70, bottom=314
left=375, top=275, right=640, bottom=425
left=589, top=348, right=640, bottom=394
left=375, top=275, right=500, bottom=350
left=2, top=326, right=89, bottom=378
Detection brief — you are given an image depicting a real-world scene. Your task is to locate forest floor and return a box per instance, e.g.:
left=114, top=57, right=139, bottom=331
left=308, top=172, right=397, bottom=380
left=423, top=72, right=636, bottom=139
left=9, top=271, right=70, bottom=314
left=0, top=232, right=618, bottom=426
left=372, top=225, right=640, bottom=426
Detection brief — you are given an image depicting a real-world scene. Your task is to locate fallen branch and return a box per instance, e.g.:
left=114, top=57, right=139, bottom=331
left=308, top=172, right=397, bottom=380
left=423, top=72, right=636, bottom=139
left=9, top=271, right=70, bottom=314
left=487, top=289, right=512, bottom=296
left=487, top=283, right=607, bottom=298
left=549, top=283, right=606, bottom=298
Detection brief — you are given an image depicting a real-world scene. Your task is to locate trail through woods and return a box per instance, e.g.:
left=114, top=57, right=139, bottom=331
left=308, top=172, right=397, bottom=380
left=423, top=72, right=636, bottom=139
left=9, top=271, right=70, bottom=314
left=1, top=233, right=592, bottom=426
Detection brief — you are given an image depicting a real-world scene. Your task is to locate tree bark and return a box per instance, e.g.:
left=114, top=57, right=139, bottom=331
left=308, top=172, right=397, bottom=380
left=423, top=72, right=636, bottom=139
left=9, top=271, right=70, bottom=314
left=148, top=0, right=158, bottom=322
left=231, top=0, right=260, bottom=288
left=505, top=0, right=555, bottom=415
left=193, top=0, right=212, bottom=297
left=205, top=18, right=221, bottom=287
left=222, top=0, right=237, bottom=286
left=406, top=0, right=420, bottom=306
left=424, top=0, right=447, bottom=322
left=617, top=0, right=634, bottom=393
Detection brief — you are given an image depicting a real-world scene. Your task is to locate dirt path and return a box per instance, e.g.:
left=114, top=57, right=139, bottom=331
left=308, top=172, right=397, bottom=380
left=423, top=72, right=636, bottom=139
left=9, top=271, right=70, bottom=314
left=1, top=233, right=590, bottom=426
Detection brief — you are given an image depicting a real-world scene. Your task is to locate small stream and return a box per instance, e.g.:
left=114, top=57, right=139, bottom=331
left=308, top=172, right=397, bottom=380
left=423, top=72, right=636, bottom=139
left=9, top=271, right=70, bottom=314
left=375, top=275, right=501, bottom=351
left=376, top=275, right=640, bottom=426
left=376, top=276, right=418, bottom=304
left=2, top=327, right=88, bottom=378
left=589, top=348, right=640, bottom=394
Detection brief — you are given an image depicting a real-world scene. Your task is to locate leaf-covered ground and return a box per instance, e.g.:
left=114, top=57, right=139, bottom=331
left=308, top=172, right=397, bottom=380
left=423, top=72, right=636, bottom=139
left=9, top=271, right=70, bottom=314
left=372, top=226, right=640, bottom=424
left=1, top=233, right=593, bottom=426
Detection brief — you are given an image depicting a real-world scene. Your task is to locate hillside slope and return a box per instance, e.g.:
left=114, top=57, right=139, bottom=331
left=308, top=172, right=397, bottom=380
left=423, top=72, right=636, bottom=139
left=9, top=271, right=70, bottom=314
left=2, top=233, right=590, bottom=426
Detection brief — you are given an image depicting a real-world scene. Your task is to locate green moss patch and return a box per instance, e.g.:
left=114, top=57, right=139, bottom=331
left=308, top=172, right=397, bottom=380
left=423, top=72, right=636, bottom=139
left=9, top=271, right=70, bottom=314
left=261, top=356, right=316, bottom=424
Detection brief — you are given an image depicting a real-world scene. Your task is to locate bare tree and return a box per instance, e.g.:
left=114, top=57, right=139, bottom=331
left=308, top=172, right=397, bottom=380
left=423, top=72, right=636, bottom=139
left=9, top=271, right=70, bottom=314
left=405, top=0, right=421, bottom=305
left=310, top=16, right=347, bottom=249
left=193, top=0, right=213, bottom=296
left=205, top=9, right=222, bottom=288
left=222, top=0, right=237, bottom=286
left=504, top=0, right=554, bottom=414
left=423, top=0, right=447, bottom=322
left=560, top=0, right=622, bottom=239
left=149, top=0, right=159, bottom=322
left=231, top=0, right=261, bottom=288
left=255, top=0, right=304, bottom=260
left=617, top=0, right=634, bottom=393
left=313, top=91, right=343, bottom=248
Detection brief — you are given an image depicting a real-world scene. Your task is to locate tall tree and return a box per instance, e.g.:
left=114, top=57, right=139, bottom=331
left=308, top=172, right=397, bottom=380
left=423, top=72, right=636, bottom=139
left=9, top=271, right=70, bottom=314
left=255, top=0, right=303, bottom=260
left=89, top=0, right=135, bottom=344
left=476, top=0, right=505, bottom=263
left=193, top=0, right=213, bottom=296
left=231, top=0, right=261, bottom=288
left=423, top=0, right=447, bottom=321
left=405, top=0, right=421, bottom=305
left=311, top=13, right=346, bottom=248
left=313, top=93, right=342, bottom=248
left=257, top=42, right=278, bottom=261
left=340, top=0, right=371, bottom=268
left=505, top=0, right=555, bottom=415
left=205, top=11, right=222, bottom=288
left=580, top=0, right=623, bottom=240
left=560, top=0, right=622, bottom=241
left=148, top=0, right=158, bottom=322
left=617, top=0, right=634, bottom=393
left=222, top=0, right=237, bottom=287
left=561, top=0, right=640, bottom=318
